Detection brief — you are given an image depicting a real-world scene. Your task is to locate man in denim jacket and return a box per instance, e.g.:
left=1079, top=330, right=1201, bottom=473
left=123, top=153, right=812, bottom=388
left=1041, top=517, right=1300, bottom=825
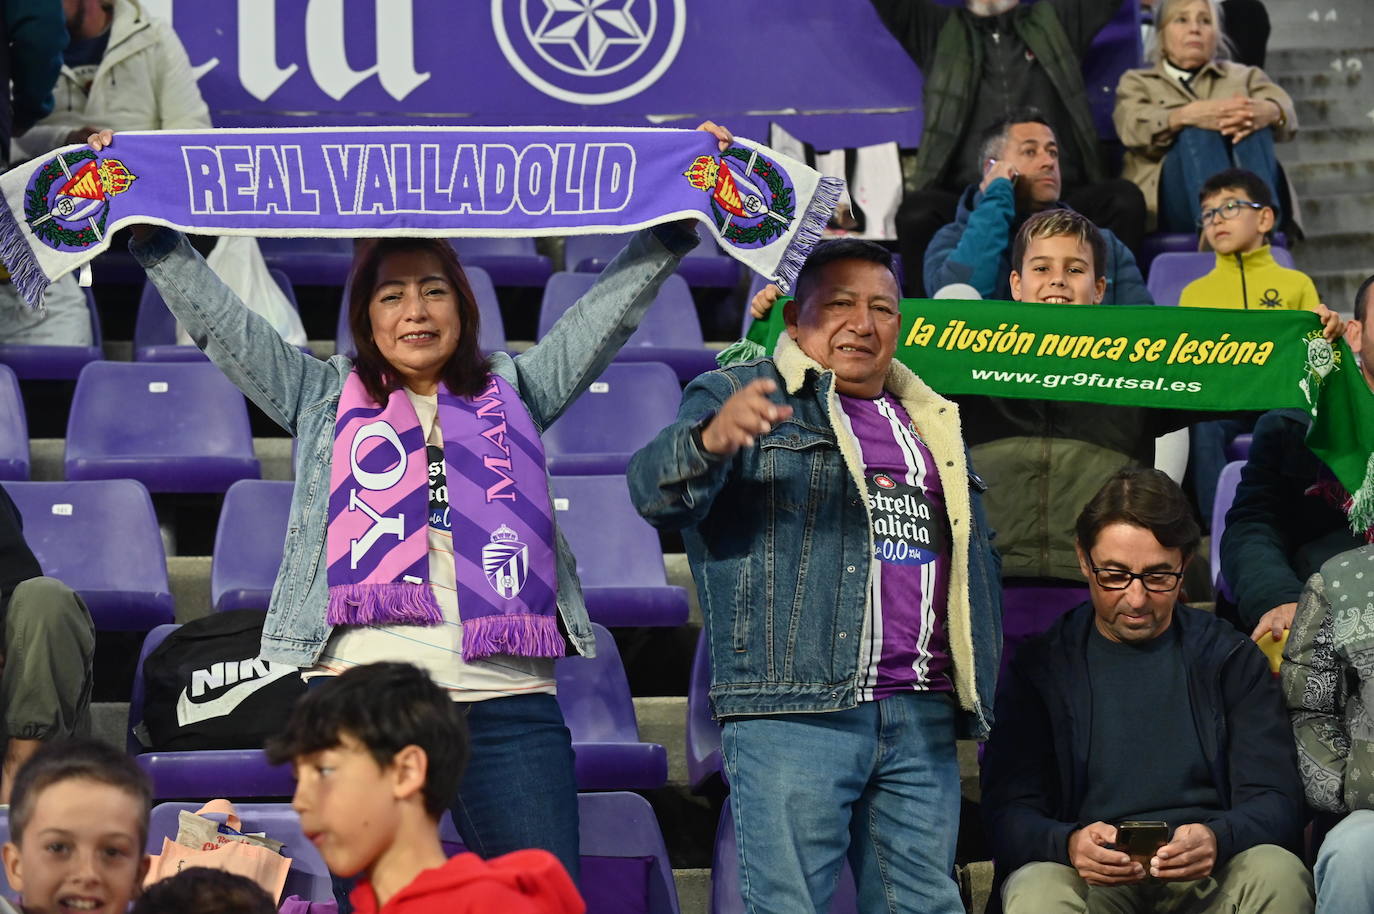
left=628, top=239, right=1001, bottom=912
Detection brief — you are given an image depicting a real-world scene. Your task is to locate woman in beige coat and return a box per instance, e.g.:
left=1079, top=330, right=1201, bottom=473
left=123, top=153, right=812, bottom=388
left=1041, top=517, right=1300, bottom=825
left=1114, top=0, right=1296, bottom=233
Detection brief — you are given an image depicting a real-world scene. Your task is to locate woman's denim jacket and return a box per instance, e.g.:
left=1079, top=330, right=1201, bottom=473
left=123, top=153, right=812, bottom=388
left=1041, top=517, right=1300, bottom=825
left=628, top=334, right=1003, bottom=739
left=131, top=225, right=696, bottom=667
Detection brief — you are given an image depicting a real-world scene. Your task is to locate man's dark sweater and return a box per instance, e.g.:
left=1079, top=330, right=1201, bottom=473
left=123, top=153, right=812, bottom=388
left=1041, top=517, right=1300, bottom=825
left=0, top=485, right=43, bottom=620
left=1080, top=624, right=1220, bottom=830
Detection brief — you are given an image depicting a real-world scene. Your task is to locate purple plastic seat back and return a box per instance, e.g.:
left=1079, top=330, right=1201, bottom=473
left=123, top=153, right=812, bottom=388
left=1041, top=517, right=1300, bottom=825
left=539, top=272, right=715, bottom=381
left=0, top=808, right=9, bottom=895
left=550, top=475, right=689, bottom=627
left=578, top=792, right=682, bottom=914
left=1147, top=249, right=1297, bottom=307
left=336, top=264, right=505, bottom=357
left=0, top=365, right=28, bottom=479
left=1211, top=460, right=1246, bottom=601
left=258, top=236, right=353, bottom=287
left=65, top=361, right=260, bottom=493
left=544, top=362, right=681, bottom=476
left=686, top=628, right=724, bottom=793
left=556, top=626, right=641, bottom=741
left=212, top=479, right=294, bottom=612
left=1000, top=584, right=1090, bottom=682
left=449, top=236, right=554, bottom=287
left=711, top=802, right=857, bottom=914
left=556, top=623, right=669, bottom=790
left=1079, top=0, right=1143, bottom=138
left=1140, top=232, right=1291, bottom=278
left=147, top=802, right=333, bottom=902
left=3, top=480, right=172, bottom=630
left=1226, top=433, right=1254, bottom=462
left=135, top=269, right=298, bottom=361
left=0, top=288, right=103, bottom=380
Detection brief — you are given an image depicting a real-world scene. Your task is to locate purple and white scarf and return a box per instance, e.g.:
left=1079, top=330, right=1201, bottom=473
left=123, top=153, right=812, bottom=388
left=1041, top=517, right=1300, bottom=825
left=327, top=371, right=562, bottom=660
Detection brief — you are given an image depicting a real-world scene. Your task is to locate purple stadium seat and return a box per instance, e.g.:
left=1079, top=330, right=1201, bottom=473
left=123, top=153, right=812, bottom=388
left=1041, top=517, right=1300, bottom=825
left=0, top=365, right=28, bottom=480
left=1211, top=459, right=1246, bottom=602
left=449, top=236, right=554, bottom=288
left=1079, top=0, right=1144, bottom=140
left=258, top=236, right=353, bottom=287
left=538, top=272, right=718, bottom=382
left=211, top=479, right=293, bottom=612
left=711, top=802, right=858, bottom=914
left=129, top=624, right=298, bottom=800
left=550, top=475, right=690, bottom=627
left=3, top=479, right=172, bottom=630
left=544, top=362, right=681, bottom=476
left=134, top=268, right=301, bottom=362
left=567, top=227, right=741, bottom=289
left=147, top=802, right=332, bottom=902
left=0, top=808, right=10, bottom=895
left=686, top=629, right=724, bottom=794
left=336, top=264, right=506, bottom=357
left=1000, top=583, right=1089, bottom=682
left=0, top=288, right=103, bottom=381
left=65, top=361, right=260, bottom=493
left=556, top=623, right=669, bottom=791
left=1145, top=249, right=1297, bottom=308
left=1140, top=232, right=1291, bottom=278
left=1226, top=433, right=1253, bottom=462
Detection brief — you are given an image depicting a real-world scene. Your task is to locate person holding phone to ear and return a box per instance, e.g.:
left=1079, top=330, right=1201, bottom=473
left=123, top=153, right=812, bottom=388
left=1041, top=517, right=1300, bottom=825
left=981, top=467, right=1313, bottom=913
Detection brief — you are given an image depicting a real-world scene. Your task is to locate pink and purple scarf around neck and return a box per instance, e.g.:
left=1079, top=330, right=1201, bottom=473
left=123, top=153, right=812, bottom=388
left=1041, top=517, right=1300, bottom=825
left=326, top=371, right=563, bottom=661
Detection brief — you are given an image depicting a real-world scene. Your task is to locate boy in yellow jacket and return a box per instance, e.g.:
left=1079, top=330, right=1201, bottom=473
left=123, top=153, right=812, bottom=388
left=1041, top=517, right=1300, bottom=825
left=1180, top=168, right=1320, bottom=311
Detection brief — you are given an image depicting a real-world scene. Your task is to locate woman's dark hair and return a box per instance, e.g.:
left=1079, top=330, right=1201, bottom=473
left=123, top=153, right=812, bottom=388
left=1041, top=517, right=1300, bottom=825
left=132, top=868, right=275, bottom=914
left=346, top=238, right=490, bottom=403
left=265, top=662, right=468, bottom=820
left=1075, top=466, right=1202, bottom=562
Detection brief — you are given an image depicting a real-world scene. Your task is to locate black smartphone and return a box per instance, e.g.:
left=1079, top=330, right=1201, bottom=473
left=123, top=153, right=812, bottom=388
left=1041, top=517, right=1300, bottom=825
left=1115, top=820, right=1169, bottom=867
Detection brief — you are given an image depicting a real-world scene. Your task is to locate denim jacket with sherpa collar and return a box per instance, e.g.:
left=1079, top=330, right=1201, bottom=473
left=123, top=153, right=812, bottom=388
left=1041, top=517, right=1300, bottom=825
left=628, top=333, right=1002, bottom=739
left=131, top=225, right=697, bottom=667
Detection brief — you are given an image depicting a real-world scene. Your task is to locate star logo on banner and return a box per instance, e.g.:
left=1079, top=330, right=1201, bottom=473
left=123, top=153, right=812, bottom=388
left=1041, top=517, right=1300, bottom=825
left=532, top=0, right=648, bottom=73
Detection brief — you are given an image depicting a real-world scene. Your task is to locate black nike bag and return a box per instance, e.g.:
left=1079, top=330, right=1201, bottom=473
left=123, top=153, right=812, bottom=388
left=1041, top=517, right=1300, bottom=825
left=139, top=609, right=306, bottom=751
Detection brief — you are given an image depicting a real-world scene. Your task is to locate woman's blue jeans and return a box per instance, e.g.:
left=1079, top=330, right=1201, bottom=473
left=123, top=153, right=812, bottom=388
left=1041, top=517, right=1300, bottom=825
left=1158, top=126, right=1283, bottom=233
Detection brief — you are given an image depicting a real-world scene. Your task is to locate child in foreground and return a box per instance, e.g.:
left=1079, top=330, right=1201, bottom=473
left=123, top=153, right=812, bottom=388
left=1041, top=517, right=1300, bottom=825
left=0, top=739, right=152, bottom=914
left=265, top=661, right=584, bottom=914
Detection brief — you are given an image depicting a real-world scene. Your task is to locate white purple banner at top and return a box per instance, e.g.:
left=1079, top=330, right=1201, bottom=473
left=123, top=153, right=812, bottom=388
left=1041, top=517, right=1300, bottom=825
left=145, top=0, right=924, bottom=148
left=0, top=126, right=842, bottom=306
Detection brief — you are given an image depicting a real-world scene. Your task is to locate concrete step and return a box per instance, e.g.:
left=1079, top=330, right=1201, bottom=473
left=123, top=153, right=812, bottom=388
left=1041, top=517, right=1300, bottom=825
left=1297, top=191, right=1374, bottom=229
left=1267, top=46, right=1374, bottom=76
left=27, top=437, right=296, bottom=482
left=1287, top=230, right=1374, bottom=273
left=672, top=868, right=709, bottom=914
left=1273, top=68, right=1366, bottom=101
left=1267, top=5, right=1372, bottom=48
left=1284, top=158, right=1374, bottom=196
left=1286, top=125, right=1374, bottom=163
left=1294, top=94, right=1374, bottom=131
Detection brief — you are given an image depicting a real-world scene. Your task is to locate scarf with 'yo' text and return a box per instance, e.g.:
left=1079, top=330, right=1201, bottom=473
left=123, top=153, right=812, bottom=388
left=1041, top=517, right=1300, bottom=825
left=0, top=126, right=841, bottom=306
left=329, top=372, right=561, bottom=661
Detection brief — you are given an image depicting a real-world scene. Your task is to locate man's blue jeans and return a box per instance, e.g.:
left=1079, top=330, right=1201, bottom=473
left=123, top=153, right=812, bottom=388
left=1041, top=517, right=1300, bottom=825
left=1315, top=809, right=1374, bottom=914
left=722, top=692, right=963, bottom=914
left=1158, top=126, right=1282, bottom=234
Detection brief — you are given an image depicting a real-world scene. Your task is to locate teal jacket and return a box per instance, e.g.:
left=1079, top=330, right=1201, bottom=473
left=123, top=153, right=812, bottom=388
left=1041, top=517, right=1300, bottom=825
left=925, top=179, right=1153, bottom=305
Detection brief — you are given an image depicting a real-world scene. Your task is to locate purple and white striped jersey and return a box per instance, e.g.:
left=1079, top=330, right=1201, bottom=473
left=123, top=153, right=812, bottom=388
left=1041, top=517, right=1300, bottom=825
left=837, top=392, right=952, bottom=701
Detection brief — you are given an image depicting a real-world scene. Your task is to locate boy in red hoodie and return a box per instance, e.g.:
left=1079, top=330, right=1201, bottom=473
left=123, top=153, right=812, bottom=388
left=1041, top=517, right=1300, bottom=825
left=266, top=662, right=583, bottom=914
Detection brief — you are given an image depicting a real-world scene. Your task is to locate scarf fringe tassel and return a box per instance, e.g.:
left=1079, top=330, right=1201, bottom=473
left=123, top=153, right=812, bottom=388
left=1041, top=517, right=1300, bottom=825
left=0, top=200, right=50, bottom=309
left=462, top=613, right=565, bottom=661
left=326, top=582, right=443, bottom=627
left=770, top=176, right=845, bottom=294
left=1349, top=451, right=1374, bottom=539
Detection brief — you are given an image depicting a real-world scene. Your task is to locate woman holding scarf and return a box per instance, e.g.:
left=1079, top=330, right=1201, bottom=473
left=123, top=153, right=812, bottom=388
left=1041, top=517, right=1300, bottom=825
left=88, top=123, right=730, bottom=888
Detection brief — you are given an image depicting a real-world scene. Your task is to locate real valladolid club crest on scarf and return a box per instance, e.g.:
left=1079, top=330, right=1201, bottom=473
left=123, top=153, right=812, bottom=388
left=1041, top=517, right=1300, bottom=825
left=483, top=524, right=530, bottom=599
left=683, top=146, right=795, bottom=249
left=24, top=149, right=137, bottom=252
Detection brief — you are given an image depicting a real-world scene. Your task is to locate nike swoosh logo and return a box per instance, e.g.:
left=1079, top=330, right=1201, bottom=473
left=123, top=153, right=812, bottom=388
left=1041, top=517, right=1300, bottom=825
left=176, top=667, right=296, bottom=727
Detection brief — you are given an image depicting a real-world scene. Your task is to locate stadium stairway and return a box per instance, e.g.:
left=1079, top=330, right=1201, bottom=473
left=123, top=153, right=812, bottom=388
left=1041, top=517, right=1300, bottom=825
left=1268, top=0, right=1374, bottom=314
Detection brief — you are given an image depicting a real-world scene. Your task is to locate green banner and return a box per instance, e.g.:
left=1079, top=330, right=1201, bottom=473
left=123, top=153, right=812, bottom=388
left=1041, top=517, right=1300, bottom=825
left=742, top=298, right=1374, bottom=531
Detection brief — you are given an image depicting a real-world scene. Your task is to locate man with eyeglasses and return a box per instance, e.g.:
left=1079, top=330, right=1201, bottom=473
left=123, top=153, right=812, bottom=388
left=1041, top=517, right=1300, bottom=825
left=982, top=466, right=1312, bottom=913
